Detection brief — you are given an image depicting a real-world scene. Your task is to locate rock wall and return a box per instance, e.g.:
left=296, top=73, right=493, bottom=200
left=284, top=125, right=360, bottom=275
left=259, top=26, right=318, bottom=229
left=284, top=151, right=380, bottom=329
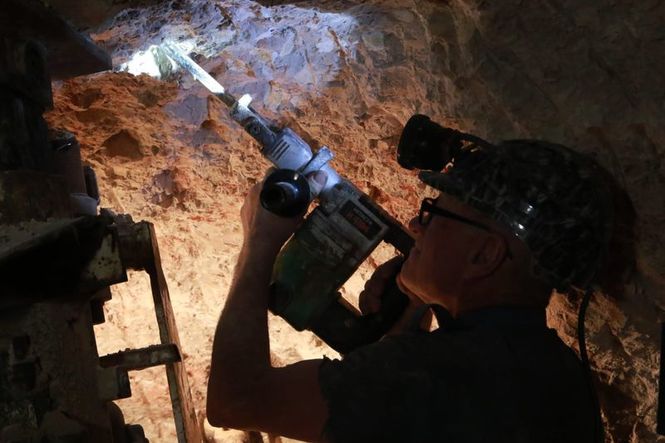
left=45, top=0, right=665, bottom=441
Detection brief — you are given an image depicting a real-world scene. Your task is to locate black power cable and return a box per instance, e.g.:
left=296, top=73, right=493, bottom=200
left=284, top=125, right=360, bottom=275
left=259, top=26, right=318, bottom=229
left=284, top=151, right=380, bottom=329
left=657, top=322, right=665, bottom=435
left=577, top=288, right=605, bottom=443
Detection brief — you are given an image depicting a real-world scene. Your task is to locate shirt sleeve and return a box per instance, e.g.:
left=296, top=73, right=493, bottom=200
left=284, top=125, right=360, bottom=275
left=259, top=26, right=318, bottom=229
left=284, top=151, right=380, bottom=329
left=318, top=335, right=436, bottom=443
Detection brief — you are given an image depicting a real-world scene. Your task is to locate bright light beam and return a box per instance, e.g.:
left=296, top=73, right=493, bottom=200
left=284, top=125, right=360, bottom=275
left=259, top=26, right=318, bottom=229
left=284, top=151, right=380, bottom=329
left=161, top=41, right=226, bottom=95
left=123, top=48, right=163, bottom=78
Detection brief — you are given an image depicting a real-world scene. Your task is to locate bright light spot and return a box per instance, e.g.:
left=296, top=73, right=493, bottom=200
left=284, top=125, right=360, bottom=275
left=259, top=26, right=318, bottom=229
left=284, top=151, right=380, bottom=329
left=117, top=8, right=360, bottom=98
left=121, top=46, right=163, bottom=78
left=517, top=223, right=526, bottom=231
left=238, top=94, right=253, bottom=107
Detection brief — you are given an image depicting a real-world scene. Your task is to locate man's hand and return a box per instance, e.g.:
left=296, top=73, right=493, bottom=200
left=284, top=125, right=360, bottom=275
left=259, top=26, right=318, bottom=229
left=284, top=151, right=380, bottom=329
left=240, top=170, right=327, bottom=255
left=359, top=256, right=406, bottom=314
left=359, top=256, right=431, bottom=334
left=239, top=180, right=300, bottom=254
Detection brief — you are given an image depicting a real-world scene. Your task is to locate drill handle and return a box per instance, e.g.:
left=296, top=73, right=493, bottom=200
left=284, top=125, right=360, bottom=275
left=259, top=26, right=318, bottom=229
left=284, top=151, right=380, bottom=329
left=310, top=276, right=410, bottom=355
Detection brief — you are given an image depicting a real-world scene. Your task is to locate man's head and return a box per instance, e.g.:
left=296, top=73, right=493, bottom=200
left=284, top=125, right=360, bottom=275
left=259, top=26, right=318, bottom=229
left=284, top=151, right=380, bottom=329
left=396, top=118, right=616, bottom=313
left=398, top=191, right=552, bottom=313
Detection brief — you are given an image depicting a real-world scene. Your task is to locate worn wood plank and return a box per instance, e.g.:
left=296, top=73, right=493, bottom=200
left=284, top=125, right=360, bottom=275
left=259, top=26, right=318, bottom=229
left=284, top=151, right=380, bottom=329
left=142, top=222, right=202, bottom=443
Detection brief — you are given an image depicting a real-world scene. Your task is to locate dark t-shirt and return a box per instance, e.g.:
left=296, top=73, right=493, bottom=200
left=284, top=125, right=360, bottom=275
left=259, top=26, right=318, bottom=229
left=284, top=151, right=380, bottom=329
left=318, top=306, right=596, bottom=443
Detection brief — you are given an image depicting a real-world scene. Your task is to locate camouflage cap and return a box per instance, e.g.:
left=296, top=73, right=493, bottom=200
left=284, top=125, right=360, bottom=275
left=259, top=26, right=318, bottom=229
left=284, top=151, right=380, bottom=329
left=419, top=140, right=614, bottom=291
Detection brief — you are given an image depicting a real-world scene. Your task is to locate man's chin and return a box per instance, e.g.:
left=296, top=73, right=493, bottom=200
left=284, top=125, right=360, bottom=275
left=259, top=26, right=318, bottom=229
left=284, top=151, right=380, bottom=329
left=396, top=270, right=419, bottom=301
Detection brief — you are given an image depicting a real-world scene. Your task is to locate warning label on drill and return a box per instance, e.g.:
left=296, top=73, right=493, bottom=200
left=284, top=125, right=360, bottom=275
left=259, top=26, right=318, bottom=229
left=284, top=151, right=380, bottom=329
left=340, top=201, right=381, bottom=240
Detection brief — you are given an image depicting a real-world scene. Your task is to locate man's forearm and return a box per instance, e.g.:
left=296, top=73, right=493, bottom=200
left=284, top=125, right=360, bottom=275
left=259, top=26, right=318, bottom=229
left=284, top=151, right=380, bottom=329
left=208, top=240, right=279, bottom=405
left=205, top=180, right=327, bottom=434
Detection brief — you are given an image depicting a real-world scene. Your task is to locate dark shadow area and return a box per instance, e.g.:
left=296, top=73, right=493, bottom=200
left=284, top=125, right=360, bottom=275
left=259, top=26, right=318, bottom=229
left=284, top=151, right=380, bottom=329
left=598, top=169, right=637, bottom=300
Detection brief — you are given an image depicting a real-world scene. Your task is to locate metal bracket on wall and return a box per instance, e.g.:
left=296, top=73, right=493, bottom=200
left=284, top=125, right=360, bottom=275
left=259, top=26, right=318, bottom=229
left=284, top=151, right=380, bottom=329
left=0, top=215, right=127, bottom=309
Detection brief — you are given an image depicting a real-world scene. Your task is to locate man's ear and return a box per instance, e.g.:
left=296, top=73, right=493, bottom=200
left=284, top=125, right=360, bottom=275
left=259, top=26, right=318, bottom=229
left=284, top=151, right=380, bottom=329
left=465, top=233, right=509, bottom=280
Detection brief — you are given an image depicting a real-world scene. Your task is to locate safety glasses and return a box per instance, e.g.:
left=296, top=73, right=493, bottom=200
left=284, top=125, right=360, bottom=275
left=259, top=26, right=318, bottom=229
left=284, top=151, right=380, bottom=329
left=418, top=198, right=492, bottom=230
left=418, top=198, right=513, bottom=259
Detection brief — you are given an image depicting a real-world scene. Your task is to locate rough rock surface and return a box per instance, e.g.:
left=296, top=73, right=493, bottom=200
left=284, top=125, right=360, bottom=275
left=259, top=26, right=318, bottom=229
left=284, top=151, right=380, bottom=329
left=45, top=0, right=665, bottom=441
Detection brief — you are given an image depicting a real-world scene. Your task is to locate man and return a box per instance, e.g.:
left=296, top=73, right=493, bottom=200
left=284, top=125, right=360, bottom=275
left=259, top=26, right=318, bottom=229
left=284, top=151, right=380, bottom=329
left=206, top=130, right=613, bottom=442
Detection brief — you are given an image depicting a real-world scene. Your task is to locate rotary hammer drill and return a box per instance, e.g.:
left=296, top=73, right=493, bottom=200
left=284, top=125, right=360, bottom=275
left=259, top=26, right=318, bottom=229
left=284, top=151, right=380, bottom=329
left=159, top=42, right=467, bottom=354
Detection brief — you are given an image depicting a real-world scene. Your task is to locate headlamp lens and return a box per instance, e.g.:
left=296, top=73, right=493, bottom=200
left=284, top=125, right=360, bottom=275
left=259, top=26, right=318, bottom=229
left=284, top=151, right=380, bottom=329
left=397, top=114, right=462, bottom=171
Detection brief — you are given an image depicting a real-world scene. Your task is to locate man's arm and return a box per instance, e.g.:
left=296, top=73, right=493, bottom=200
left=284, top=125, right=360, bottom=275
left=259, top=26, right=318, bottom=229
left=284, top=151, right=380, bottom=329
left=206, top=179, right=328, bottom=441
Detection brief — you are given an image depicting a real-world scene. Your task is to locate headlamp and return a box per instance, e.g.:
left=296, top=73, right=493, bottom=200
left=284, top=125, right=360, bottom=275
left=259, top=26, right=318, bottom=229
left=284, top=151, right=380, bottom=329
left=397, top=114, right=462, bottom=171
left=397, top=114, right=493, bottom=171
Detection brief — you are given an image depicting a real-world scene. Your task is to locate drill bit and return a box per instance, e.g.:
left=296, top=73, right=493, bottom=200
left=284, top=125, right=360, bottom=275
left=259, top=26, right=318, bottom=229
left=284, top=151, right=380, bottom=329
left=160, top=41, right=237, bottom=107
